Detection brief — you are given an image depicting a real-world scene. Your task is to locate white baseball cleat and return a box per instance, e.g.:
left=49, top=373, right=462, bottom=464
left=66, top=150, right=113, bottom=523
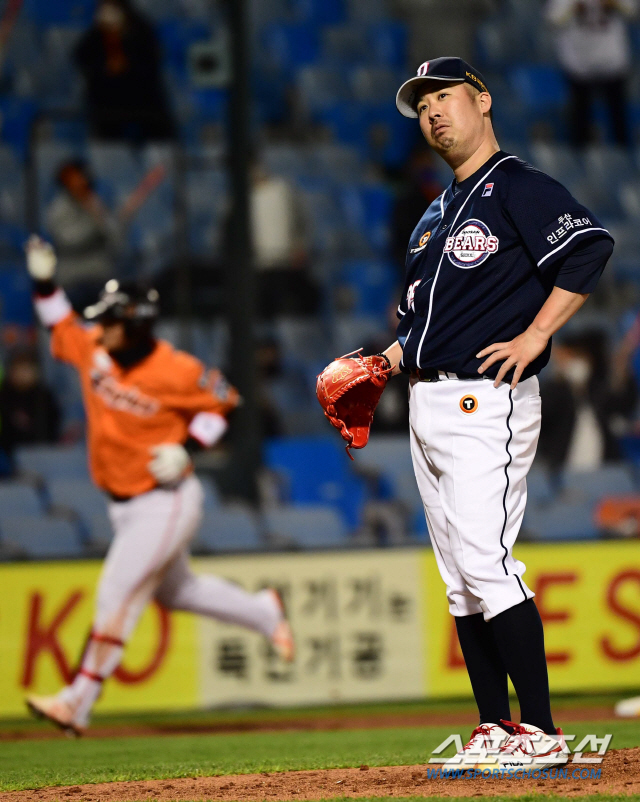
left=267, top=588, right=295, bottom=663
left=476, top=721, right=569, bottom=771
left=26, top=693, right=85, bottom=737
left=441, top=723, right=509, bottom=769
left=615, top=696, right=640, bottom=717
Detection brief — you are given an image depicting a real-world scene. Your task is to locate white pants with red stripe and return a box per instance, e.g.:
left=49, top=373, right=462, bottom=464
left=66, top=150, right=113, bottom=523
left=61, top=475, right=280, bottom=725
left=409, top=374, right=540, bottom=621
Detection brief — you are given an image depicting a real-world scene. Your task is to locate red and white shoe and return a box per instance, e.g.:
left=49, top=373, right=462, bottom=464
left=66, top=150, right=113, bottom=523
left=477, top=720, right=569, bottom=771
left=26, top=693, right=85, bottom=737
left=267, top=588, right=295, bottom=663
left=441, top=723, right=510, bottom=769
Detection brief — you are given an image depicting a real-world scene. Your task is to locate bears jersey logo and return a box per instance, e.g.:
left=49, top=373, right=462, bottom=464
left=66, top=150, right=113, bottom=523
left=444, top=219, right=499, bottom=268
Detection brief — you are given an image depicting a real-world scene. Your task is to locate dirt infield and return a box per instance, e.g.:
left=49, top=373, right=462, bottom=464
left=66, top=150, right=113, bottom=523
left=0, top=704, right=619, bottom=742
left=1, top=748, right=637, bottom=801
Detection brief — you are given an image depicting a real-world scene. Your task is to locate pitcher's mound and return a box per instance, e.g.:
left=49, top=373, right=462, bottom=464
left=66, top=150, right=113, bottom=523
left=2, top=748, right=637, bottom=801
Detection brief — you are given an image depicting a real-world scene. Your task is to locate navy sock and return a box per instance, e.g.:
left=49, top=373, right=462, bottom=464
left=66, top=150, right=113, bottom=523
left=455, top=613, right=511, bottom=726
left=489, top=599, right=556, bottom=735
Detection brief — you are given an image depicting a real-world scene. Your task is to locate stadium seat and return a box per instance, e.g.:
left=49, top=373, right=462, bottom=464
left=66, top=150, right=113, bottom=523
left=291, top=0, right=347, bottom=25
left=0, top=481, right=43, bottom=516
left=321, top=25, right=370, bottom=65
left=563, top=466, right=636, bottom=506
left=15, top=444, right=88, bottom=482
left=265, top=436, right=366, bottom=528
left=585, top=146, right=634, bottom=187
left=339, top=184, right=393, bottom=253
left=530, top=143, right=582, bottom=185
left=0, top=266, right=34, bottom=325
left=333, top=314, right=387, bottom=358
left=366, top=21, right=407, bottom=69
left=1, top=515, right=83, bottom=558
left=47, top=479, right=109, bottom=525
left=508, top=66, right=568, bottom=113
left=262, top=22, right=320, bottom=70
left=523, top=502, right=599, bottom=541
left=22, top=0, right=93, bottom=27
left=199, top=475, right=222, bottom=510
left=296, top=66, right=350, bottom=118
left=195, top=506, right=262, bottom=552
left=338, top=259, right=396, bottom=315
left=263, top=504, right=348, bottom=548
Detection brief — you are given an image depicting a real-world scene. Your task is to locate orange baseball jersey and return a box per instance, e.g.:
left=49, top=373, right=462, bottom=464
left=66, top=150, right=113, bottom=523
left=37, top=292, right=238, bottom=498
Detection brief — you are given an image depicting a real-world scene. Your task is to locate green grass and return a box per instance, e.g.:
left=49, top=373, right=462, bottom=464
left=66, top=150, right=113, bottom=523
left=1, top=718, right=639, bottom=793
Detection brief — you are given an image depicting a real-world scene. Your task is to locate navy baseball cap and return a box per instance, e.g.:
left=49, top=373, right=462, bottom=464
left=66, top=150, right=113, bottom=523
left=396, top=57, right=489, bottom=118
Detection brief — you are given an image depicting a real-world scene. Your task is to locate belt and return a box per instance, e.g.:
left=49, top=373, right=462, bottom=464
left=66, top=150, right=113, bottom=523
left=411, top=368, right=484, bottom=382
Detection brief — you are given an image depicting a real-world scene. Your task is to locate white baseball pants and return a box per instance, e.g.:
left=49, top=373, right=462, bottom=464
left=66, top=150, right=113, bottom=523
left=60, top=475, right=280, bottom=725
left=409, top=374, right=540, bottom=621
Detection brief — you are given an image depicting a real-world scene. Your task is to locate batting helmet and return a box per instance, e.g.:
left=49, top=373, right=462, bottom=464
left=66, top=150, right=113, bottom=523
left=84, top=279, right=160, bottom=327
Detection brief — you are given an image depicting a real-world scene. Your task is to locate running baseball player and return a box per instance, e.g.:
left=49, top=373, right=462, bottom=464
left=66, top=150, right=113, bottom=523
left=24, top=237, right=294, bottom=736
left=318, top=57, right=613, bottom=770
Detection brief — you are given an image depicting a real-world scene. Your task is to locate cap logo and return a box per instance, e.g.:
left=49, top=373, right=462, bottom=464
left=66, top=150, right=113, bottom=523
left=417, top=61, right=430, bottom=76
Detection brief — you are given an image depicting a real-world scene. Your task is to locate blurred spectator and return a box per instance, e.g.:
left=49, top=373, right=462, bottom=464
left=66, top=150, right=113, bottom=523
left=538, top=330, right=636, bottom=473
left=46, top=160, right=117, bottom=309
left=46, top=159, right=166, bottom=310
left=0, top=349, right=60, bottom=455
left=250, top=164, right=319, bottom=317
left=546, top=0, right=636, bottom=147
left=392, top=147, right=444, bottom=276
left=75, top=0, right=175, bottom=144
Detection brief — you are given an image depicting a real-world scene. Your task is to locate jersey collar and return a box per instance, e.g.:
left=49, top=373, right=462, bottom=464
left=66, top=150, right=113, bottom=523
left=451, top=150, right=509, bottom=196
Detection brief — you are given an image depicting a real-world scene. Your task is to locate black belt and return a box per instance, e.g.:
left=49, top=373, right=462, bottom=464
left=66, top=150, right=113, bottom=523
left=411, top=368, right=484, bottom=382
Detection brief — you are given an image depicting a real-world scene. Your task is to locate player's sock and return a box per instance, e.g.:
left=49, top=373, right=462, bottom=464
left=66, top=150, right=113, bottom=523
left=160, top=574, right=281, bottom=636
left=489, top=599, right=556, bottom=735
left=59, top=673, right=102, bottom=727
left=455, top=612, right=511, bottom=725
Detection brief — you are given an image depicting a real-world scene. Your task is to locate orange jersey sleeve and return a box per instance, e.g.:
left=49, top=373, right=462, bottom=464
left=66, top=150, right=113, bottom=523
left=159, top=350, right=240, bottom=419
left=50, top=312, right=98, bottom=368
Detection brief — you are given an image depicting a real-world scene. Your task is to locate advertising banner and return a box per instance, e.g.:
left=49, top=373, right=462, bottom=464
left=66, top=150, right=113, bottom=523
left=1, top=541, right=640, bottom=718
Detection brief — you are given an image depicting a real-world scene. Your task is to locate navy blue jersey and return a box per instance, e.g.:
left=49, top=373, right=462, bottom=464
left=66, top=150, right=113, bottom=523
left=397, top=151, right=613, bottom=380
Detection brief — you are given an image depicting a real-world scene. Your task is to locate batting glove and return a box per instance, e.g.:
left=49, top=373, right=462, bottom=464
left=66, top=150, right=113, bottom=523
left=26, top=235, right=57, bottom=280
left=148, top=443, right=191, bottom=485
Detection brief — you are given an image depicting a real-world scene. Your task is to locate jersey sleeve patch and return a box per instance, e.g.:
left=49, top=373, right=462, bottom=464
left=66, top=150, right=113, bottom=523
left=541, top=212, right=596, bottom=248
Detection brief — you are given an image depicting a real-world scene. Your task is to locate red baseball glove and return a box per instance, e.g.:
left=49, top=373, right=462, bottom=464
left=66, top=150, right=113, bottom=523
left=316, top=351, right=391, bottom=459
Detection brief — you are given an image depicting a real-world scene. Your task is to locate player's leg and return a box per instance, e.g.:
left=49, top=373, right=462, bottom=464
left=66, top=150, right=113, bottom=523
left=27, top=477, right=203, bottom=732
left=409, top=386, right=511, bottom=742
left=154, top=550, right=293, bottom=660
left=429, top=376, right=556, bottom=735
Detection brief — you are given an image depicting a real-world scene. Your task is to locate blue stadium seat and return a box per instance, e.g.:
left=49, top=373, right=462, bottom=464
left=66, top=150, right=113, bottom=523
left=338, top=259, right=396, bottom=315
left=1, top=515, right=83, bottom=558
left=291, top=0, right=347, bottom=25
left=339, top=184, right=393, bottom=253
left=508, top=65, right=568, bottom=113
left=47, top=479, right=108, bottom=525
left=0, top=266, right=33, bottom=325
left=195, top=506, right=262, bottom=552
left=22, top=0, right=93, bottom=27
left=264, top=504, right=348, bottom=548
left=265, top=436, right=366, bottom=528
left=16, top=444, right=88, bottom=482
left=262, top=22, right=320, bottom=70
left=0, top=481, right=43, bottom=516
left=0, top=98, right=38, bottom=159
left=366, top=21, right=407, bottom=69
left=321, top=25, right=370, bottom=65
left=296, top=66, right=350, bottom=118
left=523, top=502, right=599, bottom=541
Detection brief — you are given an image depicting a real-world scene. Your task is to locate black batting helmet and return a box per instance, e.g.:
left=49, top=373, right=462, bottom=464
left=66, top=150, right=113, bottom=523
left=84, top=279, right=160, bottom=327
